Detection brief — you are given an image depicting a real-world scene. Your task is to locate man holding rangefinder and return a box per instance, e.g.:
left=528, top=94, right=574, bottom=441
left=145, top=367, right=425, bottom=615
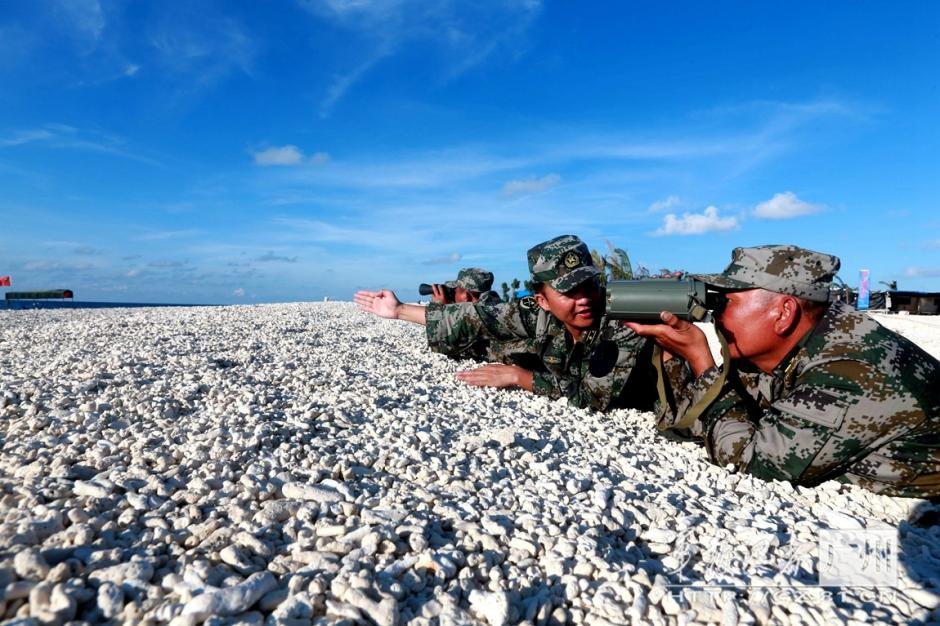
left=628, top=244, right=940, bottom=498
left=420, top=267, right=501, bottom=305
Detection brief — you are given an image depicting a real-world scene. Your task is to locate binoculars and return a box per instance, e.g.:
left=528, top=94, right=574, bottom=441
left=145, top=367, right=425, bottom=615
left=605, top=278, right=724, bottom=322
left=418, top=283, right=456, bottom=301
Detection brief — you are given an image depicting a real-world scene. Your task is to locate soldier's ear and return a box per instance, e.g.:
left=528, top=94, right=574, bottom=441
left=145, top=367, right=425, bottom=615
left=534, top=292, right=551, bottom=312
left=773, top=296, right=800, bottom=335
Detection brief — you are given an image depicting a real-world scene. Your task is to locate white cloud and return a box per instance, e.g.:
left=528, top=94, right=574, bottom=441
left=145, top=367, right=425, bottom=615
left=648, top=195, right=681, bottom=212
left=125, top=269, right=140, bottom=278
left=252, top=145, right=330, bottom=167
left=147, top=10, right=256, bottom=97
left=265, top=100, right=855, bottom=191
left=319, top=53, right=391, bottom=118
left=753, top=191, right=823, bottom=220
left=904, top=267, right=940, bottom=278
left=256, top=252, right=298, bottom=263
left=303, top=0, right=542, bottom=116
left=424, top=252, right=462, bottom=265
left=279, top=149, right=524, bottom=188
left=24, top=260, right=62, bottom=271
left=654, top=206, right=739, bottom=236
left=22, top=259, right=97, bottom=271
left=254, top=145, right=303, bottom=166
left=0, top=129, right=56, bottom=147
left=310, top=151, right=331, bottom=166
left=53, top=0, right=105, bottom=53
left=0, top=125, right=159, bottom=165
left=502, top=173, right=560, bottom=196
left=137, top=229, right=200, bottom=241
left=233, top=287, right=245, bottom=297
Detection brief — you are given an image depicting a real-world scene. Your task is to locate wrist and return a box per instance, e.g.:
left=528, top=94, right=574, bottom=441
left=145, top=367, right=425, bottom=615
left=516, top=367, right=533, bottom=390
left=689, top=354, right=717, bottom=377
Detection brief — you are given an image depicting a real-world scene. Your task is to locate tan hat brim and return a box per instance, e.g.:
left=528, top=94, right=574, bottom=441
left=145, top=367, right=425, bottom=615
left=689, top=273, right=755, bottom=291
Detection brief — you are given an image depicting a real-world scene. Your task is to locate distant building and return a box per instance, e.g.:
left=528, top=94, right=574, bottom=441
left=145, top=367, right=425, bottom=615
left=888, top=291, right=940, bottom=315
left=5, top=289, right=73, bottom=300
left=832, top=288, right=940, bottom=315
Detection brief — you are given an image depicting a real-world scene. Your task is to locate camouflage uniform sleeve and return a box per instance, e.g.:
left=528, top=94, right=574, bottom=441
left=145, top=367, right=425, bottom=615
left=704, top=359, right=919, bottom=488
left=662, top=357, right=692, bottom=397
left=424, top=301, right=530, bottom=356
left=562, top=327, right=652, bottom=412
left=655, top=360, right=722, bottom=437
left=531, top=372, right=562, bottom=399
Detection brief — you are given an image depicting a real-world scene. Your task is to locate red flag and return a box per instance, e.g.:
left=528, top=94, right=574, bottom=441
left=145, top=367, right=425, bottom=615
left=0, top=276, right=10, bottom=287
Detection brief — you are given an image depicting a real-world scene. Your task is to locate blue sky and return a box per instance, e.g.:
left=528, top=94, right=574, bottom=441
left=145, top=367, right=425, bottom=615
left=1, top=1, right=938, bottom=303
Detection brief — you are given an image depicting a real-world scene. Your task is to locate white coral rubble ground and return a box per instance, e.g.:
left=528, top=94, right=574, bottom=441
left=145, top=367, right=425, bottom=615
left=0, top=303, right=938, bottom=626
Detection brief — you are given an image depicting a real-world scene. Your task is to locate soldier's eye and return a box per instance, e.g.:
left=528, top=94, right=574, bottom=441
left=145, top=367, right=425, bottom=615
left=707, top=292, right=728, bottom=315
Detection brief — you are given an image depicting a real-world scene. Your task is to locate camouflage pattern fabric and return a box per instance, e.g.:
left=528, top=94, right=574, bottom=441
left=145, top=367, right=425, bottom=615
left=527, top=235, right=600, bottom=293
left=658, top=301, right=940, bottom=497
left=425, top=298, right=655, bottom=412
left=693, top=244, right=840, bottom=302
left=444, top=267, right=495, bottom=293
left=478, top=290, right=502, bottom=304
left=425, top=290, right=502, bottom=362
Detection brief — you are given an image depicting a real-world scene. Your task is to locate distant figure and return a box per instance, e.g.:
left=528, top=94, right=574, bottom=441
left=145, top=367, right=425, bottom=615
left=416, top=267, right=501, bottom=361
left=355, top=235, right=655, bottom=412
left=428, top=267, right=501, bottom=305
left=629, top=245, right=940, bottom=498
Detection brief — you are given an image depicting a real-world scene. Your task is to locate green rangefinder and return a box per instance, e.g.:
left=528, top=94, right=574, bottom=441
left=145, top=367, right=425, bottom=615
left=605, top=278, right=719, bottom=322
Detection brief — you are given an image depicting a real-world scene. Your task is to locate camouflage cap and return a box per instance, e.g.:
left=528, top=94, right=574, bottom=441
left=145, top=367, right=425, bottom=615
left=692, top=244, right=840, bottom=302
left=527, top=235, right=600, bottom=293
left=444, top=267, right=494, bottom=292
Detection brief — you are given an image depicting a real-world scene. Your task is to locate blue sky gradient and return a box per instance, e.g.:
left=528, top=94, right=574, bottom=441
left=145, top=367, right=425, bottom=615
left=1, top=1, right=938, bottom=303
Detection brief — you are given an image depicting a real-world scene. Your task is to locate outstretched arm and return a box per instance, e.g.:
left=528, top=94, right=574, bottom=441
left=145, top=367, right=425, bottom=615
left=354, top=289, right=428, bottom=325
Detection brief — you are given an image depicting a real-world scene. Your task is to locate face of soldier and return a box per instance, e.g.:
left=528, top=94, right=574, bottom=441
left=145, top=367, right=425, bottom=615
left=716, top=289, right=785, bottom=362
left=535, top=278, right=603, bottom=335
left=455, top=288, right=479, bottom=303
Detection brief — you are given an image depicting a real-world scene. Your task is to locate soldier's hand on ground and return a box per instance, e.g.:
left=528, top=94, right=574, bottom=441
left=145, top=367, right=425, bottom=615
left=431, top=284, right=448, bottom=304
left=354, top=289, right=402, bottom=319
left=456, top=364, right=531, bottom=389
left=626, top=311, right=716, bottom=376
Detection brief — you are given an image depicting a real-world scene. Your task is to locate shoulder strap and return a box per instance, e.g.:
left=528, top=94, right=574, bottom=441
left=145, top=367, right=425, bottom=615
left=654, top=328, right=732, bottom=431
left=535, top=307, right=551, bottom=337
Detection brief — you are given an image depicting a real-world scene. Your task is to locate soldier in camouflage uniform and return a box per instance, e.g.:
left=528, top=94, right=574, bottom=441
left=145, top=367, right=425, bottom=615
left=354, top=235, right=655, bottom=412
left=425, top=268, right=501, bottom=361
left=628, top=245, right=940, bottom=498
left=428, top=267, right=502, bottom=305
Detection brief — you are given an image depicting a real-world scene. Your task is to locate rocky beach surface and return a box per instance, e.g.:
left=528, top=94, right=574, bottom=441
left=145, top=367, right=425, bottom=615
left=0, top=302, right=938, bottom=626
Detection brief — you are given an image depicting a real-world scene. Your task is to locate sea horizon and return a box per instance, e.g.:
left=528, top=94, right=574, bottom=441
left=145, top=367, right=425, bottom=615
left=0, top=298, right=338, bottom=310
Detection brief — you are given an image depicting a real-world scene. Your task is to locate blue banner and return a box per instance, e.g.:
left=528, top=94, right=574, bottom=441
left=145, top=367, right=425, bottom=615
left=857, top=269, right=870, bottom=310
